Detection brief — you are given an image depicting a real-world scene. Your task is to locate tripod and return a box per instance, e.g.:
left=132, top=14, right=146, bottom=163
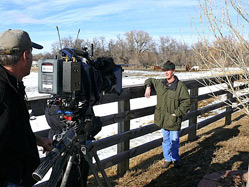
left=47, top=133, right=111, bottom=187
left=33, top=113, right=112, bottom=187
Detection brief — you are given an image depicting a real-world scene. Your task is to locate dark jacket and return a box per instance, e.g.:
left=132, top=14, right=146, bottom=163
left=145, top=76, right=191, bottom=131
left=0, top=65, right=40, bottom=186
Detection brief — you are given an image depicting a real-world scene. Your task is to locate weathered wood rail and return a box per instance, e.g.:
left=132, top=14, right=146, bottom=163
left=31, top=74, right=249, bottom=186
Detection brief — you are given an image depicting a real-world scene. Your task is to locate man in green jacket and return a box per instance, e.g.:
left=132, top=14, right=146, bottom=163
left=144, top=60, right=190, bottom=168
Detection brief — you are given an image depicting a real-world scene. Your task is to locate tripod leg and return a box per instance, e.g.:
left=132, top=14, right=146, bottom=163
left=81, top=146, right=106, bottom=187
left=60, top=154, right=76, bottom=187
left=79, top=152, right=89, bottom=187
left=93, top=153, right=112, bottom=187
left=47, top=152, right=70, bottom=187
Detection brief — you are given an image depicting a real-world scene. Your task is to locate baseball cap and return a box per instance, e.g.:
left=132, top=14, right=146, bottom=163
left=162, top=60, right=175, bottom=71
left=0, top=29, right=43, bottom=55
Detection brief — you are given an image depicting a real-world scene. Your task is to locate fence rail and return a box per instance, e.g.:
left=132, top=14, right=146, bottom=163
left=30, top=73, right=248, bottom=185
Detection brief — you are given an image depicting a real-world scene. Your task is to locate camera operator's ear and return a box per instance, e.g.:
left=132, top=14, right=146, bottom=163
left=20, top=51, right=27, bottom=61
left=23, top=50, right=29, bottom=61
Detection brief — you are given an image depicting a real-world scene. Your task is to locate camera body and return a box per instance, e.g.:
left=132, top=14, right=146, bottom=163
left=38, top=59, right=81, bottom=95
left=38, top=48, right=122, bottom=103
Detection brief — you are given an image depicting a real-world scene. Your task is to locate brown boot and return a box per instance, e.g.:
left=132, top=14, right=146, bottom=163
left=162, top=161, right=171, bottom=168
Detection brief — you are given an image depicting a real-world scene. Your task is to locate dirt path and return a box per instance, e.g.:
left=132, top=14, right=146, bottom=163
left=87, top=111, right=249, bottom=187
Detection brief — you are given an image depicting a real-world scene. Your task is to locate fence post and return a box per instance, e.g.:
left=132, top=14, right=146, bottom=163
left=225, top=79, right=234, bottom=125
left=117, top=99, right=130, bottom=176
left=188, top=87, right=198, bottom=141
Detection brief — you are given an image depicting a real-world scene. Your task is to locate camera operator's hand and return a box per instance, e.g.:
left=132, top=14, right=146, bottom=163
left=144, top=86, right=151, bottom=98
left=35, top=135, right=52, bottom=153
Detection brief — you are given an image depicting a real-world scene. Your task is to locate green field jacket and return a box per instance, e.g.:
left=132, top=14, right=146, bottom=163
left=145, top=76, right=191, bottom=131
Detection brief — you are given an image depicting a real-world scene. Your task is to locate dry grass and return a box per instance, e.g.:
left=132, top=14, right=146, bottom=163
left=198, top=97, right=217, bottom=108
left=87, top=111, right=249, bottom=187
left=198, top=97, right=220, bottom=118
left=31, top=66, right=38, bottom=72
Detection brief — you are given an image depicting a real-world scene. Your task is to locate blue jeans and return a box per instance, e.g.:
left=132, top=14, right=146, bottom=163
left=162, top=129, right=180, bottom=162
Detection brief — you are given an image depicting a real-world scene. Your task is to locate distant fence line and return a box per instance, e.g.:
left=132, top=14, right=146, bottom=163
left=29, top=73, right=249, bottom=186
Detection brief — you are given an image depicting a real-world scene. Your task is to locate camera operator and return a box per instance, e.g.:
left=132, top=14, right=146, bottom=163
left=0, top=29, right=52, bottom=187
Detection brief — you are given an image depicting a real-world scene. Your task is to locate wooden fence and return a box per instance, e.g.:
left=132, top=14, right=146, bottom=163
left=31, top=74, right=249, bottom=186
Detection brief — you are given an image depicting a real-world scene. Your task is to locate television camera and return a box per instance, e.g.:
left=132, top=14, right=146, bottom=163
left=32, top=46, right=122, bottom=187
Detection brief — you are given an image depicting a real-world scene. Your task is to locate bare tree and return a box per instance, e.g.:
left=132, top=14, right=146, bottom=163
left=51, top=36, right=75, bottom=56
left=108, top=36, right=130, bottom=64
left=124, top=30, right=153, bottom=66
left=158, top=37, right=190, bottom=67
left=192, top=2, right=249, bottom=184
left=158, top=36, right=176, bottom=64
left=193, top=0, right=249, bottom=115
left=90, top=37, right=110, bottom=58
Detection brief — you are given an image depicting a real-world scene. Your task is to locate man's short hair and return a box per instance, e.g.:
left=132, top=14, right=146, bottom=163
left=0, top=54, right=22, bottom=65
left=162, top=60, right=175, bottom=71
left=0, top=29, right=43, bottom=65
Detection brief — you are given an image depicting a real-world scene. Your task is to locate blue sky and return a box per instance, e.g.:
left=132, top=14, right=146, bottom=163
left=0, top=0, right=201, bottom=54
